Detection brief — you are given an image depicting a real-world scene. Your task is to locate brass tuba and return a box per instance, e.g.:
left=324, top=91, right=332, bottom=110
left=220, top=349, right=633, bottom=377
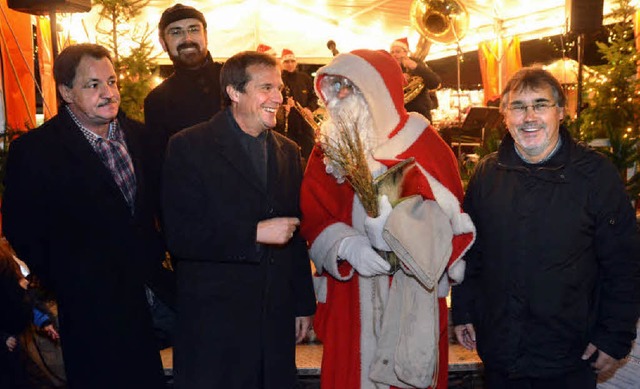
left=404, top=76, right=425, bottom=104
left=410, top=0, right=469, bottom=62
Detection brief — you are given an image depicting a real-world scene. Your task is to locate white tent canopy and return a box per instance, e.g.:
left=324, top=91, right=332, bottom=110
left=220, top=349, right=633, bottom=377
left=61, top=0, right=625, bottom=64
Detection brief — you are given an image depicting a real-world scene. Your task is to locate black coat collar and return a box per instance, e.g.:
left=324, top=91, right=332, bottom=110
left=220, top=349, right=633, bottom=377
left=498, top=126, right=573, bottom=170
left=208, top=108, right=288, bottom=196
left=55, top=108, right=143, bottom=213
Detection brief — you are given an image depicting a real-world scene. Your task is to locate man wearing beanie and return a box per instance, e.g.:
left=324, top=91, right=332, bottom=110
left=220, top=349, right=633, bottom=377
left=144, top=3, right=222, bottom=214
left=279, top=48, right=319, bottom=164
left=390, top=37, right=441, bottom=122
left=300, top=49, right=475, bottom=389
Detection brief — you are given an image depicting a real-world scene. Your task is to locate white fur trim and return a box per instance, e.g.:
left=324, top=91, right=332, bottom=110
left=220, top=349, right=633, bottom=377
left=316, top=53, right=400, bottom=139
left=437, top=276, right=451, bottom=298
left=313, top=276, right=328, bottom=303
left=420, top=167, right=475, bottom=237
left=448, top=259, right=466, bottom=285
left=308, top=222, right=359, bottom=281
left=373, top=112, right=428, bottom=161
left=419, top=167, right=476, bottom=281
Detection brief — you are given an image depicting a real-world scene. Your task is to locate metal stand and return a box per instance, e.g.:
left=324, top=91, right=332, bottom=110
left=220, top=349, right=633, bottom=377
left=576, top=33, right=585, bottom=122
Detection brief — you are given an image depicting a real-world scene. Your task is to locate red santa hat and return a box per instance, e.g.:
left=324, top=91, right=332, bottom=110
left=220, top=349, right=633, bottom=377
left=256, top=43, right=276, bottom=57
left=390, top=37, right=410, bottom=52
left=314, top=49, right=408, bottom=139
left=281, top=48, right=295, bottom=61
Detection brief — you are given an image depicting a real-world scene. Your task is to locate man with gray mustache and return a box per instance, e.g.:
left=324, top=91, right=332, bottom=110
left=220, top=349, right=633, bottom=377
left=2, top=43, right=165, bottom=388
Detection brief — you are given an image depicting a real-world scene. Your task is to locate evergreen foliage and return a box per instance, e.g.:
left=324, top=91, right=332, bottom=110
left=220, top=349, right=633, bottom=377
left=93, top=0, right=158, bottom=122
left=578, top=0, right=640, bottom=199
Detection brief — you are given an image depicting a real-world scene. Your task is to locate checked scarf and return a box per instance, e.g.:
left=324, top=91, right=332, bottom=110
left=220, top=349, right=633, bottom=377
left=67, top=106, right=137, bottom=213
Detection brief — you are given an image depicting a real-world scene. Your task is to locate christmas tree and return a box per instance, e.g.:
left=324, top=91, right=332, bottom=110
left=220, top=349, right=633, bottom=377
left=578, top=0, right=640, bottom=199
left=93, top=0, right=158, bottom=122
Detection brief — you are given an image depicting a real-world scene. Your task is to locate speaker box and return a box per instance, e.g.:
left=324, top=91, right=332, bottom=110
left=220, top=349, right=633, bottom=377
left=8, top=0, right=91, bottom=15
left=566, top=0, right=604, bottom=33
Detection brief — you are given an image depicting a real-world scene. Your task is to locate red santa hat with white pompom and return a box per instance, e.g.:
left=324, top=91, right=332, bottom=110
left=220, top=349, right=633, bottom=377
left=390, top=37, right=410, bottom=52
left=256, top=43, right=276, bottom=57
left=281, top=48, right=295, bottom=61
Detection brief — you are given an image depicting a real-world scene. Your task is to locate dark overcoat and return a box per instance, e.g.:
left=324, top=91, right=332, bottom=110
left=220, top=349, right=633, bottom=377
left=452, top=129, right=640, bottom=377
left=2, top=109, right=165, bottom=389
left=143, top=53, right=223, bottom=212
left=162, top=109, right=316, bottom=389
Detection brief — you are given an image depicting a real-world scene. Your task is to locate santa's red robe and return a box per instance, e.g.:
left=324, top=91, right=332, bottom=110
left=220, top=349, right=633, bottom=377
left=301, top=49, right=475, bottom=389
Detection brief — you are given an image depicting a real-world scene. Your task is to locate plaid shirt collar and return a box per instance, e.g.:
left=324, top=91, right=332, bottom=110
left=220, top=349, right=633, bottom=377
left=65, top=105, right=122, bottom=147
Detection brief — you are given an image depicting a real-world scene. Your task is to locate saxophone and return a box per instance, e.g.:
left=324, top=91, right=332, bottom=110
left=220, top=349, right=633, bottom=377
left=291, top=100, right=322, bottom=136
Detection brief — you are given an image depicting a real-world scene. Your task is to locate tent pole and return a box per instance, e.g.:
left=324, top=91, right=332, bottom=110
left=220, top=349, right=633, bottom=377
left=49, top=9, right=58, bottom=59
left=576, top=33, right=584, bottom=123
left=456, top=42, right=462, bottom=123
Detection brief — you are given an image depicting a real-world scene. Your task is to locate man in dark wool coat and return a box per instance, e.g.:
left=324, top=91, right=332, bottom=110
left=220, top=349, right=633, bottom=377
left=144, top=3, right=223, bottom=210
left=162, top=50, right=316, bottom=389
left=2, top=44, right=165, bottom=389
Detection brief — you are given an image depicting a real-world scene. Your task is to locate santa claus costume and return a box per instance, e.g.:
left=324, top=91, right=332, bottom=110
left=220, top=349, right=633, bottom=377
left=300, top=49, right=476, bottom=389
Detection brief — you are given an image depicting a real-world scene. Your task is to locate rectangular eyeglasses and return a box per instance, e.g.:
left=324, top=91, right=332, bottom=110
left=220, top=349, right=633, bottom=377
left=506, top=101, right=557, bottom=116
left=166, top=26, right=201, bottom=38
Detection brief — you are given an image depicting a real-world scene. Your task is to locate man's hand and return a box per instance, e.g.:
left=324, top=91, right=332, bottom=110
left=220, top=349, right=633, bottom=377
left=582, top=343, right=618, bottom=374
left=256, top=217, right=300, bottom=245
left=400, top=57, right=417, bottom=70
left=295, top=316, right=313, bottom=344
left=43, top=324, right=60, bottom=340
left=454, top=323, right=476, bottom=351
left=301, top=107, right=315, bottom=122
left=6, top=336, right=17, bottom=352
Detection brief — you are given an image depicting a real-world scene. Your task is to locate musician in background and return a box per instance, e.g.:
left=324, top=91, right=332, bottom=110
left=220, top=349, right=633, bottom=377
left=279, top=48, right=319, bottom=164
left=390, top=37, right=441, bottom=122
left=256, top=43, right=277, bottom=57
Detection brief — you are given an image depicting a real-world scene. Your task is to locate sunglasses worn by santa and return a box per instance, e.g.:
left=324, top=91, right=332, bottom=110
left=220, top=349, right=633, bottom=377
left=320, top=75, right=362, bottom=101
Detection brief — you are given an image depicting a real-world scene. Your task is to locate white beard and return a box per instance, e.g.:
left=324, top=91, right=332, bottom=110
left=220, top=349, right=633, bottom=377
left=321, top=92, right=386, bottom=179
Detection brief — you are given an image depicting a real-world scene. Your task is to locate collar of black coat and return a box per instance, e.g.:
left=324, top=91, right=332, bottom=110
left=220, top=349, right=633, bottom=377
left=497, top=125, right=573, bottom=172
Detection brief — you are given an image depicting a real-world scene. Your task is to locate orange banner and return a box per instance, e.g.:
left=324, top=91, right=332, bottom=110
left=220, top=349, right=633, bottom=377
left=478, top=37, right=522, bottom=105
left=635, top=9, right=639, bottom=77
left=36, top=16, right=57, bottom=120
left=0, top=0, right=35, bottom=130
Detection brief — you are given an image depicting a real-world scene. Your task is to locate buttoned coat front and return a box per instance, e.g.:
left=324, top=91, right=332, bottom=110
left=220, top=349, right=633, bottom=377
left=162, top=109, right=316, bottom=389
left=2, top=109, right=166, bottom=389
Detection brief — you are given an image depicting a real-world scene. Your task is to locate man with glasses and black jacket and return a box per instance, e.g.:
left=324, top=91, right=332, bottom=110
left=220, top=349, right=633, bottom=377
left=452, top=66, right=640, bottom=389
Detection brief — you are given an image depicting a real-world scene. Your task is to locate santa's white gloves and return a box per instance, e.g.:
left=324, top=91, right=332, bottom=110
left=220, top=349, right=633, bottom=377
left=338, top=235, right=391, bottom=277
left=364, top=195, right=393, bottom=252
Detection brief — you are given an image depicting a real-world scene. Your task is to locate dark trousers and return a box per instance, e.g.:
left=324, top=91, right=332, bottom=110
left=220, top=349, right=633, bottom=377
left=485, top=364, right=597, bottom=389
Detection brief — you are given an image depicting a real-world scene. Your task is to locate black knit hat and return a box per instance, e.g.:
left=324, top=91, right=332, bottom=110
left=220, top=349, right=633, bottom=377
left=158, top=3, right=207, bottom=33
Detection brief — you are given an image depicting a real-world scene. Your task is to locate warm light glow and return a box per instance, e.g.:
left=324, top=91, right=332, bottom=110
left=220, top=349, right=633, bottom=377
left=59, top=0, right=624, bottom=63
left=152, top=76, right=164, bottom=89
